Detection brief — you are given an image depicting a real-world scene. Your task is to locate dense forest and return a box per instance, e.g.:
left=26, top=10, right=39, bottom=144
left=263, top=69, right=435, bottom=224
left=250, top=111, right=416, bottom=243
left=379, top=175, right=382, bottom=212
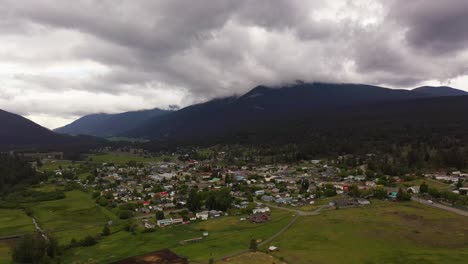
left=141, top=96, right=468, bottom=171
left=0, top=154, right=42, bottom=194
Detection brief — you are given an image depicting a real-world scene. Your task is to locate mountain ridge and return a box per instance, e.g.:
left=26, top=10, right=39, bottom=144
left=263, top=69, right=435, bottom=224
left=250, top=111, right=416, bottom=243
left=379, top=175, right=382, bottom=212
left=0, top=109, right=103, bottom=151
left=55, top=108, right=170, bottom=137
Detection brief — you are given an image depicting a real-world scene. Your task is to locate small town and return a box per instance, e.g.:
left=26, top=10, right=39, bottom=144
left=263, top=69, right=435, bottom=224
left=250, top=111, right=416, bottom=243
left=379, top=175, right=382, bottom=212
left=38, top=147, right=468, bottom=240
left=2, top=1, right=468, bottom=263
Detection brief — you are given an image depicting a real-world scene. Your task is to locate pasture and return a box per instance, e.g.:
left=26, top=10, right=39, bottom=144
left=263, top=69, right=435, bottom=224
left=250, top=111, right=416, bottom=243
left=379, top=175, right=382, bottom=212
left=226, top=252, right=284, bottom=264
left=87, top=153, right=174, bottom=164
left=29, top=190, right=117, bottom=244
left=268, top=201, right=468, bottom=264
left=0, top=242, right=12, bottom=264
left=62, top=209, right=294, bottom=263
left=0, top=209, right=34, bottom=237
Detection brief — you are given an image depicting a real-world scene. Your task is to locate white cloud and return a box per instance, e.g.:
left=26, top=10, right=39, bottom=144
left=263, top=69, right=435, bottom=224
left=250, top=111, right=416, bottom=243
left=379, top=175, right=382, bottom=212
left=0, top=0, right=467, bottom=128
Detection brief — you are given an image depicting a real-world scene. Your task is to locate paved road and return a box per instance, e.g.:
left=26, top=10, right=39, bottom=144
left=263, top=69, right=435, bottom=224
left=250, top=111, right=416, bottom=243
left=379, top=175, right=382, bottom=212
left=385, top=186, right=467, bottom=217
left=412, top=197, right=468, bottom=217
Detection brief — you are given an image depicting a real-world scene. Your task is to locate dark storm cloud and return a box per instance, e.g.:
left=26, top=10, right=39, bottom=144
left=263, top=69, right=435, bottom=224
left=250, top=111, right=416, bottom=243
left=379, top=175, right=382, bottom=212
left=1, top=0, right=468, bottom=128
left=389, top=0, right=468, bottom=54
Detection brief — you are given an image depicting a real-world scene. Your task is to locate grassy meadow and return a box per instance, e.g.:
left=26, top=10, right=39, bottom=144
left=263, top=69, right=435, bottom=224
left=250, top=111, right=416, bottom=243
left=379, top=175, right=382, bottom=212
left=0, top=242, right=12, bottom=264
left=28, top=190, right=117, bottom=244
left=267, top=201, right=468, bottom=264
left=227, top=252, right=284, bottom=264
left=87, top=153, right=174, bottom=164
left=0, top=209, right=34, bottom=237
left=62, top=209, right=295, bottom=263
left=399, top=178, right=452, bottom=190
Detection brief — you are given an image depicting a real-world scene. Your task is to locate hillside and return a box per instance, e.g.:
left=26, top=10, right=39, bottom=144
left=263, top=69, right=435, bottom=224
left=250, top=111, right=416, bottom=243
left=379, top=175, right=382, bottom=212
left=0, top=109, right=103, bottom=152
left=125, top=82, right=430, bottom=140
left=55, top=108, right=170, bottom=137
left=116, top=83, right=468, bottom=162
left=412, top=86, right=467, bottom=96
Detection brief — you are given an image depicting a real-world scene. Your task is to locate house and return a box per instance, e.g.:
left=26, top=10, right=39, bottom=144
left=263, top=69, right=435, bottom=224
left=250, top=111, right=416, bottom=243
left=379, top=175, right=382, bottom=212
left=255, top=190, right=265, bottom=196
left=143, top=221, right=155, bottom=229
left=209, top=177, right=221, bottom=184
left=330, top=199, right=355, bottom=208
left=261, top=195, right=274, bottom=202
left=268, top=246, right=279, bottom=252
left=188, top=213, right=197, bottom=221
left=157, top=219, right=173, bottom=227
left=252, top=207, right=270, bottom=214
left=209, top=210, right=222, bottom=218
left=171, top=218, right=184, bottom=225
left=388, top=192, right=398, bottom=200
left=196, top=211, right=209, bottom=220
left=235, top=175, right=246, bottom=181
left=356, top=198, right=371, bottom=206
left=275, top=197, right=293, bottom=204
left=407, top=186, right=420, bottom=194
left=249, top=213, right=270, bottom=223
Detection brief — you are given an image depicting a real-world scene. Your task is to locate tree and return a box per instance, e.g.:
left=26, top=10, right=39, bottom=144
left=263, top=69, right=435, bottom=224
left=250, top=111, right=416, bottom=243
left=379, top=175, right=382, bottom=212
left=249, top=239, right=258, bottom=252
left=428, top=187, right=440, bottom=198
left=46, top=233, right=59, bottom=258
left=300, top=179, right=310, bottom=193
left=419, top=182, right=429, bottom=194
left=373, top=187, right=388, bottom=199
left=102, top=225, right=111, bottom=236
left=456, top=179, right=463, bottom=189
left=397, top=188, right=411, bottom=201
left=80, top=235, right=97, bottom=247
left=119, top=210, right=132, bottom=219
left=156, top=210, right=165, bottom=220
left=187, top=189, right=201, bottom=212
left=12, top=233, right=47, bottom=264
left=348, top=184, right=361, bottom=197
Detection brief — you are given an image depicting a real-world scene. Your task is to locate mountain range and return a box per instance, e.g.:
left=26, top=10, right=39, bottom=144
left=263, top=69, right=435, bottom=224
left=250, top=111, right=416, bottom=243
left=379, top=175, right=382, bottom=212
left=55, top=108, right=170, bottom=137
left=2, top=82, right=467, bottom=151
left=123, top=83, right=467, bottom=142
left=54, top=83, right=467, bottom=141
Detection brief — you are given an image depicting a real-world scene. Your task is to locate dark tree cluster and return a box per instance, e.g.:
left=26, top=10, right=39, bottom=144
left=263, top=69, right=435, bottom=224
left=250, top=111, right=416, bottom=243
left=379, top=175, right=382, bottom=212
left=0, top=154, right=42, bottom=195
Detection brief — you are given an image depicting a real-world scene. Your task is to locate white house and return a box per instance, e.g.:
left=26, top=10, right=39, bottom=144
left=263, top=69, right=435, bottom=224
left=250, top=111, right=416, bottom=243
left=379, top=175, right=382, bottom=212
left=196, top=211, right=209, bottom=220
left=252, top=207, right=270, bottom=214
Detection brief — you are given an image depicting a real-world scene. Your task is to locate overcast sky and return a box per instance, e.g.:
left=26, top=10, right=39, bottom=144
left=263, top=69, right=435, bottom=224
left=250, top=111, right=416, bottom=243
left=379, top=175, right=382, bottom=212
left=1, top=0, right=468, bottom=129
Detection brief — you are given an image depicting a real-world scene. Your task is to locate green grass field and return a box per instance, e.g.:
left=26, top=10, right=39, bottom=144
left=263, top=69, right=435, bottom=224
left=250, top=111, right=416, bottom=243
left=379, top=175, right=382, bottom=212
left=0, top=242, right=12, bottom=264
left=28, top=190, right=117, bottom=244
left=268, top=201, right=468, bottom=264
left=227, top=252, right=283, bottom=264
left=0, top=209, right=34, bottom=237
left=399, top=178, right=451, bottom=190
left=40, top=160, right=75, bottom=172
left=87, top=153, right=174, bottom=164
left=62, top=209, right=295, bottom=263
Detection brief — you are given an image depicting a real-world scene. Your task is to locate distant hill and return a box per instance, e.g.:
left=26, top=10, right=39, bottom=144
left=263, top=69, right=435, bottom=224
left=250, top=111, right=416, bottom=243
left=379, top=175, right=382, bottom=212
left=412, top=86, right=467, bottom=96
left=0, top=109, right=103, bottom=151
left=0, top=109, right=60, bottom=147
left=55, top=108, right=170, bottom=137
left=125, top=82, right=430, bottom=141
left=119, top=82, right=468, bottom=158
